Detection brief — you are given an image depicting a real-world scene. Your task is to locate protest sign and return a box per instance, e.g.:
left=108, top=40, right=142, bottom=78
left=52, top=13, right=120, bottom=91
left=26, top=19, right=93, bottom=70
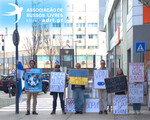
left=105, top=76, right=127, bottom=93
left=113, top=95, right=128, bottom=114
left=69, top=69, right=88, bottom=85
left=129, top=83, right=144, bottom=103
left=85, top=99, right=99, bottom=113
left=25, top=68, right=42, bottom=93
left=129, top=63, right=144, bottom=83
left=50, top=72, right=65, bottom=92
left=66, top=98, right=75, bottom=113
left=94, top=70, right=108, bottom=89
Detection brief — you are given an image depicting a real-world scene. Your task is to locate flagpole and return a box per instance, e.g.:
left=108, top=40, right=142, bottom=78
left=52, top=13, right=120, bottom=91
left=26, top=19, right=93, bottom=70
left=15, top=0, right=19, bottom=114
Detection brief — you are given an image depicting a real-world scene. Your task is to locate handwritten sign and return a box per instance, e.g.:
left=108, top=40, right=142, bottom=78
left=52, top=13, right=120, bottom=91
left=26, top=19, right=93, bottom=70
left=25, top=68, right=42, bottom=93
left=148, top=70, right=150, bottom=85
left=105, top=76, right=127, bottom=93
left=129, top=63, right=144, bottom=83
left=50, top=72, right=65, bottom=92
left=85, top=99, right=99, bottom=113
left=69, top=70, right=88, bottom=85
left=66, top=98, right=75, bottom=113
left=94, top=70, right=108, bottom=89
left=113, top=95, right=128, bottom=114
left=129, top=83, right=144, bottom=103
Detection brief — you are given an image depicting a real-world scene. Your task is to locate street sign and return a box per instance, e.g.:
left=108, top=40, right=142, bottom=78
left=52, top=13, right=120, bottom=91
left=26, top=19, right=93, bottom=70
left=13, top=30, right=20, bottom=46
left=136, top=42, right=145, bottom=53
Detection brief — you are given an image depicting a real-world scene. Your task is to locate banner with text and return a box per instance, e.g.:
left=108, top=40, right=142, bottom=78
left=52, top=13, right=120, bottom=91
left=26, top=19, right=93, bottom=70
left=50, top=72, right=65, bottom=92
left=113, top=95, right=128, bottom=114
left=69, top=70, right=88, bottom=85
left=129, top=83, right=144, bottom=103
left=94, top=70, right=108, bottom=89
left=129, top=63, right=144, bottom=83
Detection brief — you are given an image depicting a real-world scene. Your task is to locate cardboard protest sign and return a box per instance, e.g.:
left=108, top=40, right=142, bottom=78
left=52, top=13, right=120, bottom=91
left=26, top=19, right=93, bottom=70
left=25, top=68, right=42, bottom=93
left=105, top=76, right=127, bottom=93
left=69, top=69, right=88, bottom=85
left=85, top=99, right=99, bottom=113
left=94, top=70, right=108, bottom=89
left=66, top=98, right=75, bottom=113
left=129, top=83, right=144, bottom=103
left=50, top=72, right=65, bottom=92
left=129, top=63, right=144, bottom=83
left=113, top=95, right=128, bottom=114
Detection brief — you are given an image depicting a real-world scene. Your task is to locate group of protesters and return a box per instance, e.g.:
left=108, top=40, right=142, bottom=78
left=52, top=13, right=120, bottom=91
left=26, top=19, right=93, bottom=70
left=23, top=59, right=141, bottom=115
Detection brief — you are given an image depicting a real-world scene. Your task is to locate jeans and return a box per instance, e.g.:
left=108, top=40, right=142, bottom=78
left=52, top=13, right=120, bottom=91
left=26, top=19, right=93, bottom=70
left=73, top=87, right=84, bottom=112
left=52, top=92, right=65, bottom=112
left=133, top=103, right=141, bottom=111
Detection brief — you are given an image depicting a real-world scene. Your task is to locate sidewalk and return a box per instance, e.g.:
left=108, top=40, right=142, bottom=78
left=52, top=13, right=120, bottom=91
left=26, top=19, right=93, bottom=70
left=0, top=109, right=150, bottom=120
left=0, top=93, right=150, bottom=120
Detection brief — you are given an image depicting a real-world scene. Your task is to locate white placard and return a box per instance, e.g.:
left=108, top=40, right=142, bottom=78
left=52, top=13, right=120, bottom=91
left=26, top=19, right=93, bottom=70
left=66, top=98, right=75, bottom=113
left=129, top=83, right=144, bottom=103
left=129, top=63, right=144, bottom=83
left=86, top=99, right=99, bottom=113
left=113, top=95, right=128, bottom=114
left=94, top=70, right=108, bottom=89
left=148, top=70, right=150, bottom=85
left=50, top=72, right=65, bottom=92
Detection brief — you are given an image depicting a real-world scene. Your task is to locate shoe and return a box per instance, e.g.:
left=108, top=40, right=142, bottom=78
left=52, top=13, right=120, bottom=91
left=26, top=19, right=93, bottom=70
left=32, top=111, right=38, bottom=115
left=133, top=110, right=137, bottom=115
left=51, top=111, right=56, bottom=115
left=62, top=111, right=66, bottom=114
left=75, top=111, right=79, bottom=114
left=137, top=111, right=141, bottom=115
left=79, top=111, right=83, bottom=114
left=104, top=110, right=107, bottom=114
left=26, top=110, right=30, bottom=115
left=99, top=111, right=103, bottom=114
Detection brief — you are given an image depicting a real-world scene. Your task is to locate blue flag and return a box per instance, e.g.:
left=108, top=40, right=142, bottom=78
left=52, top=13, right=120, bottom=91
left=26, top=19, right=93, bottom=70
left=17, top=57, right=24, bottom=103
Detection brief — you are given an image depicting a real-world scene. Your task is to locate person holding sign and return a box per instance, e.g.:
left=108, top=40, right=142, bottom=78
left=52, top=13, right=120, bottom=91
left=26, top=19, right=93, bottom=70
left=71, top=63, right=85, bottom=114
left=133, top=82, right=142, bottom=115
left=50, top=65, right=66, bottom=115
left=23, top=60, right=38, bottom=115
left=115, top=68, right=126, bottom=95
left=98, top=60, right=110, bottom=114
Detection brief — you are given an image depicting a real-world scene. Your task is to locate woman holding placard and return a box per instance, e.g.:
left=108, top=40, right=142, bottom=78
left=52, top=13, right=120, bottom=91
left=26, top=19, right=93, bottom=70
left=133, top=82, right=141, bottom=115
left=115, top=68, right=126, bottom=95
left=50, top=65, right=66, bottom=115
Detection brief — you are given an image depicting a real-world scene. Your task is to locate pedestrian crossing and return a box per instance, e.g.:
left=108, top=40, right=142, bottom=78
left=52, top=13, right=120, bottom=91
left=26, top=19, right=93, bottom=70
left=0, top=97, right=61, bottom=111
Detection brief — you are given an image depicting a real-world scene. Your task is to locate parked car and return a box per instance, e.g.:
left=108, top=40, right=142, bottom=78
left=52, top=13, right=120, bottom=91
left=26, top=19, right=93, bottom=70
left=42, top=73, right=50, bottom=94
left=0, top=74, right=16, bottom=96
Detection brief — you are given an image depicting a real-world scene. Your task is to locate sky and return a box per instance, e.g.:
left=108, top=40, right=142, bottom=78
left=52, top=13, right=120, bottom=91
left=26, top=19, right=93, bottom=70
left=0, top=0, right=67, bottom=52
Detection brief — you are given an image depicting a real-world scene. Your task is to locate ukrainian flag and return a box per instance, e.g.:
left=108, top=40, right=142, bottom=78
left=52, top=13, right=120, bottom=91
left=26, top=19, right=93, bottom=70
left=69, top=70, right=88, bottom=85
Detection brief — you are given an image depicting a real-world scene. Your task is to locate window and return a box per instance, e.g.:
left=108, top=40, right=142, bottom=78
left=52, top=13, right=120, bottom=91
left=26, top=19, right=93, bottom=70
left=88, top=34, right=98, bottom=39
left=53, top=35, right=61, bottom=39
left=76, top=35, right=85, bottom=39
left=88, top=23, right=98, bottom=27
left=88, top=46, right=98, bottom=49
left=64, top=23, right=73, bottom=27
left=52, top=23, right=61, bottom=27
left=76, top=23, right=85, bottom=27
left=76, top=46, right=86, bottom=49
left=63, top=35, right=73, bottom=39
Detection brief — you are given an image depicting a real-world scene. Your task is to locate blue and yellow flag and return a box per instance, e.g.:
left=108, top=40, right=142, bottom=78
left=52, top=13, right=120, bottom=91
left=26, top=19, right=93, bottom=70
left=69, top=70, right=88, bottom=85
